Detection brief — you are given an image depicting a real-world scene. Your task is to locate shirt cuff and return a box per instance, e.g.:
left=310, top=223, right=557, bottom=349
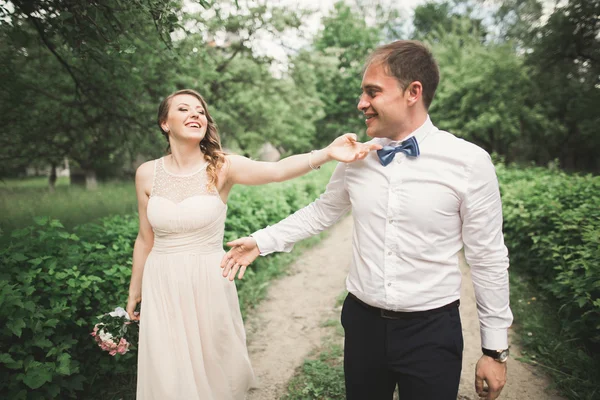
left=480, top=327, right=509, bottom=350
left=250, top=229, right=274, bottom=256
left=251, top=227, right=295, bottom=256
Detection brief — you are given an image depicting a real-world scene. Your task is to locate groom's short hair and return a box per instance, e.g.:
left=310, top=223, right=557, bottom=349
left=365, top=40, right=440, bottom=110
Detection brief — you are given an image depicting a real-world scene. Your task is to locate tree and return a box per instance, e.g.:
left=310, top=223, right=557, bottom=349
left=0, top=1, right=189, bottom=188
left=173, top=1, right=320, bottom=155
left=413, top=0, right=487, bottom=41
left=429, top=32, right=552, bottom=161
left=490, top=0, right=600, bottom=171
left=0, top=0, right=322, bottom=187
left=308, top=1, right=382, bottom=146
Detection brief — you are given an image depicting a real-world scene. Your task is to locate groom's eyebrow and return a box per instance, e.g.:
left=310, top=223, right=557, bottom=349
left=362, top=84, right=382, bottom=92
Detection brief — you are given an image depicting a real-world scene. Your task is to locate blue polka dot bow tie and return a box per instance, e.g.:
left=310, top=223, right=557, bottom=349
left=376, top=136, right=420, bottom=166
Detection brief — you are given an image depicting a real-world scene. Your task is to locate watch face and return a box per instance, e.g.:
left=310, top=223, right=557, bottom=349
left=498, top=349, right=510, bottom=362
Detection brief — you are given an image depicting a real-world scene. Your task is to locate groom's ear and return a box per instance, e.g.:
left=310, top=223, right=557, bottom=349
left=405, top=81, right=423, bottom=107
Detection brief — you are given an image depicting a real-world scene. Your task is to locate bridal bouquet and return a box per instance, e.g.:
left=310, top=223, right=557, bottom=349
left=91, top=307, right=139, bottom=356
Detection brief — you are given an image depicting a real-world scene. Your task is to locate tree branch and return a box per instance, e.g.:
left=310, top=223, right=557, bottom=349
left=17, top=6, right=83, bottom=97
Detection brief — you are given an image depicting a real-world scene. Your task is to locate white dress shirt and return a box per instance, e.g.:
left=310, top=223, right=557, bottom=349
left=252, top=117, right=513, bottom=349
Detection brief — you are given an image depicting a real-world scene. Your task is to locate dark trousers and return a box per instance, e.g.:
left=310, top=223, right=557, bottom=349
left=341, top=294, right=463, bottom=400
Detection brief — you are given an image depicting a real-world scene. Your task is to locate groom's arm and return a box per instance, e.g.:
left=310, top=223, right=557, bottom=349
left=252, top=162, right=352, bottom=255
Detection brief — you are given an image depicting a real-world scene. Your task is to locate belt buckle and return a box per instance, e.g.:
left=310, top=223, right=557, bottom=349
left=380, top=309, right=398, bottom=320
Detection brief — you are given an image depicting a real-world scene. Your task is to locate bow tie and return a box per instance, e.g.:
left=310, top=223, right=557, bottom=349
left=377, top=136, right=420, bottom=166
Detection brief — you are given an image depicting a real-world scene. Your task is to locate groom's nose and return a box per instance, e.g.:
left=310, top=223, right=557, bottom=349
left=357, top=94, right=369, bottom=112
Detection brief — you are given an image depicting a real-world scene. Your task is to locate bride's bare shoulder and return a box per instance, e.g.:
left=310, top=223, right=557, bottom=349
left=135, top=160, right=155, bottom=191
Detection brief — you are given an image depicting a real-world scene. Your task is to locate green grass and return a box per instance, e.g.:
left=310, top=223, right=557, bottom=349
left=0, top=177, right=137, bottom=234
left=0, top=176, right=70, bottom=189
left=285, top=323, right=346, bottom=400
left=509, top=272, right=600, bottom=400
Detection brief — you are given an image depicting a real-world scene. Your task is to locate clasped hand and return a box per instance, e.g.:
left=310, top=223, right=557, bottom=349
left=326, top=133, right=382, bottom=162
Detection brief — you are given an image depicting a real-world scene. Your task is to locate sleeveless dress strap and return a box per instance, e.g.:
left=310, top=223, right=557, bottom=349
left=150, top=159, right=159, bottom=198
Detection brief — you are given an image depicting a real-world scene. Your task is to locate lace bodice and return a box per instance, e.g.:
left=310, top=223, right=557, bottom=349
left=150, top=157, right=218, bottom=203
left=147, top=157, right=226, bottom=238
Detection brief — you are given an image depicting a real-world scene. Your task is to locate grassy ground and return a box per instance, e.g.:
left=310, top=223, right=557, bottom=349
left=0, top=176, right=137, bottom=234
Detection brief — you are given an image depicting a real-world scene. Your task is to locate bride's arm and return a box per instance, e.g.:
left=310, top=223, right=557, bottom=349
left=225, top=133, right=380, bottom=186
left=126, top=161, right=155, bottom=321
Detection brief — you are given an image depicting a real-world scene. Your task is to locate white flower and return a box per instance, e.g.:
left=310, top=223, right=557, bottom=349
left=109, top=307, right=130, bottom=320
left=99, top=329, right=113, bottom=342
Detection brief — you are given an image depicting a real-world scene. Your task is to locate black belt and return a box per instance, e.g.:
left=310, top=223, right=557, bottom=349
left=348, top=292, right=460, bottom=320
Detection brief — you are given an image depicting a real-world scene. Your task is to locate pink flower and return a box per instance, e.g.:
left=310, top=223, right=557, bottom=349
left=116, top=338, right=130, bottom=354
left=109, top=349, right=117, bottom=356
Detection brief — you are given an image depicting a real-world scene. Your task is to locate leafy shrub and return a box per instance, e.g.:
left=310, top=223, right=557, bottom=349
left=497, top=164, right=600, bottom=348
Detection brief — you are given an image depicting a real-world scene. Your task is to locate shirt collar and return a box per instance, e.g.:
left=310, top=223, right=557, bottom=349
left=380, top=115, right=434, bottom=147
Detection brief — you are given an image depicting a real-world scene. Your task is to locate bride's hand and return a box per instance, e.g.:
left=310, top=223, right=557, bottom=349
left=326, top=133, right=382, bottom=163
left=126, top=295, right=141, bottom=321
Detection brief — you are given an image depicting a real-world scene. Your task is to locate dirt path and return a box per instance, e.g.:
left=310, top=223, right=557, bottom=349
left=244, top=216, right=563, bottom=400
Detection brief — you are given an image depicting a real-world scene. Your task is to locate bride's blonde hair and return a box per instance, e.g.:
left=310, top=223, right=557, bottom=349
left=157, top=89, right=225, bottom=190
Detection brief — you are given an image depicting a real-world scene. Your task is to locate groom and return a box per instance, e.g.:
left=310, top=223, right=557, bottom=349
left=221, top=40, right=512, bottom=400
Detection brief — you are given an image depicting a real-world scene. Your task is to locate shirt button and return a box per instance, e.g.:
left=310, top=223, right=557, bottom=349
left=388, top=219, right=394, bottom=223
left=388, top=251, right=392, bottom=256
left=387, top=283, right=392, bottom=287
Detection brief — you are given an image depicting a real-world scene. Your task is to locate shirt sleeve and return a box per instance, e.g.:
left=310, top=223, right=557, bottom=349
left=460, top=150, right=513, bottom=350
left=252, top=162, right=352, bottom=255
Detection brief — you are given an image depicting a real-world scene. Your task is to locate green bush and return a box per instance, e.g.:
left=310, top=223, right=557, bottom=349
left=497, top=164, right=600, bottom=348
left=0, top=165, right=334, bottom=399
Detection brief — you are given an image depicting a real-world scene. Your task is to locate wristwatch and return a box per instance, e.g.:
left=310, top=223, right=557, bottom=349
left=482, top=347, right=510, bottom=363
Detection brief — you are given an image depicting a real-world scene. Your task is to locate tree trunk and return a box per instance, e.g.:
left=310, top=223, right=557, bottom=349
left=85, top=169, right=98, bottom=190
left=48, top=162, right=57, bottom=193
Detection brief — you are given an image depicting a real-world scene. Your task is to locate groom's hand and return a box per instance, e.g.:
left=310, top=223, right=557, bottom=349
left=220, top=237, right=260, bottom=281
left=475, top=355, right=507, bottom=399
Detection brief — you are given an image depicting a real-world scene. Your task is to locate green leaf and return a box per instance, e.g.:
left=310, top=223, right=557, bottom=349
left=7, top=318, right=26, bottom=337
left=45, top=319, right=59, bottom=328
left=28, top=257, right=43, bottom=266
left=11, top=228, right=30, bottom=238
left=0, top=353, right=16, bottom=364
left=22, top=362, right=53, bottom=389
left=11, top=253, right=28, bottom=262
left=55, top=353, right=72, bottom=376
left=33, top=338, right=53, bottom=349
left=49, top=220, right=64, bottom=228
left=33, top=216, right=49, bottom=226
